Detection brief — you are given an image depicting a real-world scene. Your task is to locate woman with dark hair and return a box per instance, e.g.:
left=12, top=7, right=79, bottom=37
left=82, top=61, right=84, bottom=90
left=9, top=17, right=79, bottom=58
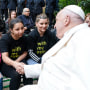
left=5, top=10, right=17, bottom=32
left=0, top=18, right=31, bottom=90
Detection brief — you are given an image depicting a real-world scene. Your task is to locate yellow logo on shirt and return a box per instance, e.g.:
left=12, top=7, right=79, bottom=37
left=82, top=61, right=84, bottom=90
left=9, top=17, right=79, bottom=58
left=37, top=41, right=47, bottom=55
left=10, top=47, right=21, bottom=59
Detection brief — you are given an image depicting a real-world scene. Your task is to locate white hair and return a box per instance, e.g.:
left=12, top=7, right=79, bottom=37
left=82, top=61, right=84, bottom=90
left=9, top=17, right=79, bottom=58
left=22, top=8, right=30, bottom=14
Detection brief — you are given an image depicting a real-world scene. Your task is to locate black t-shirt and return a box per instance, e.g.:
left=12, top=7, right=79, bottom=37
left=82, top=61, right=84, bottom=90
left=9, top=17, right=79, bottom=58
left=0, top=33, right=28, bottom=60
left=27, top=28, right=58, bottom=57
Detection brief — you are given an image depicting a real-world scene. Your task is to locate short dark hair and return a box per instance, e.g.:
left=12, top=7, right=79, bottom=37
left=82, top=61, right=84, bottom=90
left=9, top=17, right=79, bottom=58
left=9, top=18, right=24, bottom=29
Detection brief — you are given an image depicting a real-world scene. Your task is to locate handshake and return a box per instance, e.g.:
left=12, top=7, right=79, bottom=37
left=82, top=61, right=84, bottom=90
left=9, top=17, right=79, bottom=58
left=13, top=61, right=26, bottom=75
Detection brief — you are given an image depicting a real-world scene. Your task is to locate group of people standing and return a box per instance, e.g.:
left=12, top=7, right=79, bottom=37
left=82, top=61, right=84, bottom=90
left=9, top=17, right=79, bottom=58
left=0, top=0, right=59, bottom=29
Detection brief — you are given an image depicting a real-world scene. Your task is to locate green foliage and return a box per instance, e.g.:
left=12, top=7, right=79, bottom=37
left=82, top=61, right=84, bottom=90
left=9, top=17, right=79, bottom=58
left=58, top=0, right=78, bottom=9
left=58, top=0, right=90, bottom=14
left=80, top=0, right=90, bottom=13
left=87, top=0, right=90, bottom=2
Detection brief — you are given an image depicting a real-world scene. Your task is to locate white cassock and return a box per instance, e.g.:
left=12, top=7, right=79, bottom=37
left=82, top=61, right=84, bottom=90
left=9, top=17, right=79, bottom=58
left=19, top=23, right=90, bottom=90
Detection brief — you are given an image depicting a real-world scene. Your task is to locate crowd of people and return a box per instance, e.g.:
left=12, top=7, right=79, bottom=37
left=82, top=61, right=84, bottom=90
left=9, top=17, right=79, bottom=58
left=0, top=0, right=59, bottom=89
left=0, top=13, right=58, bottom=90
left=18, top=5, right=90, bottom=90
left=0, top=1, right=59, bottom=89
left=0, top=1, right=90, bottom=90
left=0, top=0, right=59, bottom=31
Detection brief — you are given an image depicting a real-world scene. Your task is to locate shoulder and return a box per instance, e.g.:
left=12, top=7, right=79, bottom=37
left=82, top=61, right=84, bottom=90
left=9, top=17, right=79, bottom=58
left=1, top=33, right=10, bottom=43
left=29, top=29, right=38, bottom=37
left=17, top=15, right=25, bottom=22
left=17, top=15, right=24, bottom=19
left=28, top=29, right=39, bottom=41
left=71, top=24, right=90, bottom=44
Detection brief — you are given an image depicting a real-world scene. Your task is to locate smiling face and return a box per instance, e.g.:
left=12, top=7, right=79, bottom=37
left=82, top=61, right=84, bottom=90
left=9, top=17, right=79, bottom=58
left=36, top=18, right=49, bottom=36
left=10, top=22, right=25, bottom=40
left=10, top=11, right=17, bottom=19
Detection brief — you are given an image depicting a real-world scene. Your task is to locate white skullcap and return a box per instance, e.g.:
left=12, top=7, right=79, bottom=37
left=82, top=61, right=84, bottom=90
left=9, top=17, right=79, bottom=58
left=65, top=5, right=85, bottom=20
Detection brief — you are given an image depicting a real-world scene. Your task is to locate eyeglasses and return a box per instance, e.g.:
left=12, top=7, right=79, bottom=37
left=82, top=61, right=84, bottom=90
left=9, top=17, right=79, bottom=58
left=25, top=11, right=30, bottom=12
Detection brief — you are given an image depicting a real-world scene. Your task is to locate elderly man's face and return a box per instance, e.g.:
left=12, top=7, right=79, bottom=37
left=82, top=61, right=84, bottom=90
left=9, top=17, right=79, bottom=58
left=55, top=10, right=65, bottom=39
left=24, top=9, right=30, bottom=16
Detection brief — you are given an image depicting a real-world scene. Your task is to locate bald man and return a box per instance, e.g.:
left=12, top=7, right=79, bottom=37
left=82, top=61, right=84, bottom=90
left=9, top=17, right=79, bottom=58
left=18, top=5, right=90, bottom=90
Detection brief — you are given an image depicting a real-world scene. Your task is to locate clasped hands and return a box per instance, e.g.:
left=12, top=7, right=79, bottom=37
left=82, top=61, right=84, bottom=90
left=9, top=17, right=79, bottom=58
left=13, top=61, right=25, bottom=74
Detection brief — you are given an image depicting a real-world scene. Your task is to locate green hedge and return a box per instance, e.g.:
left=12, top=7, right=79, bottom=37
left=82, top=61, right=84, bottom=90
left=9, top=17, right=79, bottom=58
left=58, top=0, right=90, bottom=14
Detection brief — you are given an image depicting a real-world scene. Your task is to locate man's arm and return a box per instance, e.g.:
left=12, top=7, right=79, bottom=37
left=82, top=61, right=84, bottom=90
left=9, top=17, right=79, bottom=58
left=24, top=64, right=41, bottom=78
left=17, top=64, right=41, bottom=78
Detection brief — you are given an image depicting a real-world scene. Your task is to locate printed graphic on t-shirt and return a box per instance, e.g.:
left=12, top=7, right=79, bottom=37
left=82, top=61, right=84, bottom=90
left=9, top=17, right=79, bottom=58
left=10, top=46, right=22, bottom=59
left=37, top=41, right=47, bottom=55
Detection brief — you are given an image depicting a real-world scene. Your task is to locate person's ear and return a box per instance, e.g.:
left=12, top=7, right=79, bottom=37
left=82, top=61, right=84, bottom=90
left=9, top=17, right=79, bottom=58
left=10, top=29, right=13, bottom=34
left=64, top=15, right=70, bottom=26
